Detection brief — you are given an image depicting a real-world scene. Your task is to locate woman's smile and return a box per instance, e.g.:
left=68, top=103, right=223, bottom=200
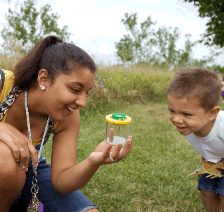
left=65, top=105, right=74, bottom=113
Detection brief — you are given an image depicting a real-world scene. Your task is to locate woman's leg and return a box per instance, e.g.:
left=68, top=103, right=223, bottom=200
left=200, top=189, right=221, bottom=212
left=0, top=141, right=26, bottom=212
left=17, top=159, right=98, bottom=212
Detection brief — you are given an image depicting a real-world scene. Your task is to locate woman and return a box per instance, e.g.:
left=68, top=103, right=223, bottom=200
left=0, top=36, right=132, bottom=212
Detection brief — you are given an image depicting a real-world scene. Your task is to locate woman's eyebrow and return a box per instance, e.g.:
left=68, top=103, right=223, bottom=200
left=69, top=82, right=92, bottom=90
left=69, top=82, right=84, bottom=87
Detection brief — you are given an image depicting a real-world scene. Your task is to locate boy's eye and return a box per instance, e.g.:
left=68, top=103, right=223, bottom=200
left=169, top=109, right=174, bottom=113
left=71, top=88, right=80, bottom=93
left=184, top=113, right=192, bottom=116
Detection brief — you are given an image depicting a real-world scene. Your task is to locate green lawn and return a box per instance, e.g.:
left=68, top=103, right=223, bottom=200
left=44, top=100, right=224, bottom=211
left=3, top=41, right=224, bottom=211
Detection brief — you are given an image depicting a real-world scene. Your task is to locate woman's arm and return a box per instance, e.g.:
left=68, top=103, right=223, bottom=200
left=51, top=109, right=94, bottom=194
left=51, top=110, right=108, bottom=195
left=51, top=109, right=132, bottom=195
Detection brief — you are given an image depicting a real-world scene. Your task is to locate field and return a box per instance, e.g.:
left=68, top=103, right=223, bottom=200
left=41, top=66, right=224, bottom=212
left=44, top=99, right=224, bottom=212
left=1, top=50, right=223, bottom=211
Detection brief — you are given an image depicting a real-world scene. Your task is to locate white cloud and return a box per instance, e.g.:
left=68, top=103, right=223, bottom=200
left=0, top=0, right=221, bottom=66
left=102, top=2, right=131, bottom=9
left=132, top=0, right=161, bottom=5
left=50, top=0, right=98, bottom=8
left=0, top=3, right=9, bottom=22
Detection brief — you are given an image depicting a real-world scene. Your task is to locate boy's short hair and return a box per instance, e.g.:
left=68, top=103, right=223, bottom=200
left=167, top=67, right=222, bottom=112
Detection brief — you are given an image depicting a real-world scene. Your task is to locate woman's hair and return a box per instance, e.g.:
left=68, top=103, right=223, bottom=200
left=12, top=35, right=97, bottom=90
left=167, top=67, right=222, bottom=112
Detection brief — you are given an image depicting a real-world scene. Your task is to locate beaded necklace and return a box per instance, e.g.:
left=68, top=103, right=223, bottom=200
left=25, top=89, right=50, bottom=212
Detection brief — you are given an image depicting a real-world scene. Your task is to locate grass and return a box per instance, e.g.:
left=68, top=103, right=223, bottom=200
left=2, top=40, right=224, bottom=211
left=44, top=99, right=224, bottom=211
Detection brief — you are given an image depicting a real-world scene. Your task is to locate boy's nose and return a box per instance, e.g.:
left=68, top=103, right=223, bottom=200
left=172, top=116, right=183, bottom=124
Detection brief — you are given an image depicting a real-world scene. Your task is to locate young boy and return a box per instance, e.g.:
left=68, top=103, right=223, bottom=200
left=167, top=67, right=224, bottom=212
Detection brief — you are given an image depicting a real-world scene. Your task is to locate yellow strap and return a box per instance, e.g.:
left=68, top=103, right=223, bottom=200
left=32, top=121, right=59, bottom=145
left=0, top=69, right=14, bottom=122
left=0, top=69, right=59, bottom=145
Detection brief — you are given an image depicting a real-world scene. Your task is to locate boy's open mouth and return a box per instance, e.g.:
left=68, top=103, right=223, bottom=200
left=176, top=126, right=185, bottom=129
left=176, top=125, right=187, bottom=132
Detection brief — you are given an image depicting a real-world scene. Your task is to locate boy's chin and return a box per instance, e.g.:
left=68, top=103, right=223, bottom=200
left=176, top=126, right=191, bottom=135
left=178, top=131, right=191, bottom=136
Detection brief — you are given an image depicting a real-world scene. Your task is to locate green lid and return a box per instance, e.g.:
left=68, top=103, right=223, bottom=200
left=112, top=113, right=126, bottom=121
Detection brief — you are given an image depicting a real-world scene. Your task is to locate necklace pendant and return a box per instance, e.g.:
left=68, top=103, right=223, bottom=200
left=27, top=201, right=44, bottom=212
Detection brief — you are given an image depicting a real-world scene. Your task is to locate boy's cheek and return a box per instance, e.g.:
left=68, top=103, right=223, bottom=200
left=168, top=116, right=174, bottom=123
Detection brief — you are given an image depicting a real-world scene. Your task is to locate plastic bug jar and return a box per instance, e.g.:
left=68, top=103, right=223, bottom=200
left=105, top=113, right=132, bottom=146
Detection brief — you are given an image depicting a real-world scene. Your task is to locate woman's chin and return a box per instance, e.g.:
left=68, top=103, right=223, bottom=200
left=48, top=108, right=72, bottom=122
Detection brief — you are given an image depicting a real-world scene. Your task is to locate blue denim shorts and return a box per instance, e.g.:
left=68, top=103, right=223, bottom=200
left=9, top=158, right=98, bottom=212
left=198, top=170, right=224, bottom=195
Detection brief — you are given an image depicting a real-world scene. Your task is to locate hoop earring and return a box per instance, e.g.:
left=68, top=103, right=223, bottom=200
left=40, top=86, right=46, bottom=90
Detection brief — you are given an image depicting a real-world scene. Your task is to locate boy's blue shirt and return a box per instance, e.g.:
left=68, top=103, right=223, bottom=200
left=185, top=110, right=224, bottom=163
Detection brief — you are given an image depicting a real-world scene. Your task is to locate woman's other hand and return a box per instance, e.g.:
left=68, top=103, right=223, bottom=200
left=0, top=122, right=38, bottom=171
left=88, top=136, right=132, bottom=166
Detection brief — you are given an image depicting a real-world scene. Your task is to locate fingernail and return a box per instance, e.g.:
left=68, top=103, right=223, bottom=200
left=21, top=165, right=25, bottom=169
left=25, top=168, right=28, bottom=172
left=119, top=145, right=122, bottom=147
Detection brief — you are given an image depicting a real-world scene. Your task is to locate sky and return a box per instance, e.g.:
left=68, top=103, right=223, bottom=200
left=0, top=0, right=223, bottom=67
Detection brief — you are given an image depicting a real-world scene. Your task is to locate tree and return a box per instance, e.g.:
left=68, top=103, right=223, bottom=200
left=115, top=12, right=200, bottom=67
left=181, top=0, right=224, bottom=48
left=1, top=0, right=74, bottom=55
left=152, top=26, right=184, bottom=65
left=115, top=13, right=157, bottom=65
left=115, top=35, right=135, bottom=64
left=176, top=33, right=200, bottom=67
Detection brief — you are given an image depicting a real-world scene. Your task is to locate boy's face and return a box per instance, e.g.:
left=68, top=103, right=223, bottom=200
left=167, top=95, right=214, bottom=137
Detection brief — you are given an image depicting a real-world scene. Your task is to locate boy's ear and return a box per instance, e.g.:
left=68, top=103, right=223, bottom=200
left=209, top=106, right=220, bottom=121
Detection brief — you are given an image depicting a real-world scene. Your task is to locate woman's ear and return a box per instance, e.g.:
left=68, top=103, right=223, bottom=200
left=37, top=69, right=51, bottom=88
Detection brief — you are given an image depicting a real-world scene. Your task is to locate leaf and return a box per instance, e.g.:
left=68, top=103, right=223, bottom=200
left=1, top=0, right=73, bottom=55
left=183, top=0, right=224, bottom=48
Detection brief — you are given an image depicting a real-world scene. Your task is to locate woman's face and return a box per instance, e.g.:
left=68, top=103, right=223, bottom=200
left=43, top=68, right=94, bottom=122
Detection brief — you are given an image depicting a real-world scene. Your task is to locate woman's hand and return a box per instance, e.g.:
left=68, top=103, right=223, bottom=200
left=0, top=122, right=38, bottom=171
left=88, top=135, right=132, bottom=166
